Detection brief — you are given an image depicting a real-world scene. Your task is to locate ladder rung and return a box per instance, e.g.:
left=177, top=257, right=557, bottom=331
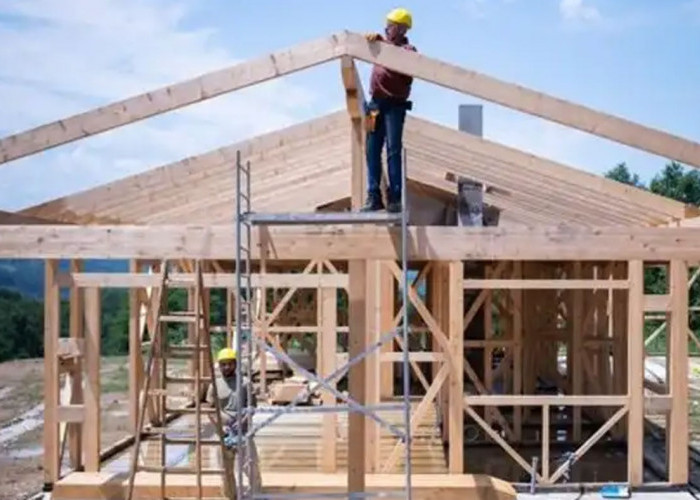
left=138, top=465, right=225, bottom=475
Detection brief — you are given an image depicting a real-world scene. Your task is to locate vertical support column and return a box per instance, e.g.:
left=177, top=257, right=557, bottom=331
left=366, top=261, right=381, bottom=472
left=448, top=261, right=464, bottom=473
left=512, top=261, right=523, bottom=441
left=83, top=287, right=101, bottom=471
left=627, top=260, right=644, bottom=486
left=669, top=260, right=689, bottom=484
left=348, top=259, right=367, bottom=492
left=43, top=259, right=60, bottom=487
left=572, top=261, right=583, bottom=442
left=128, top=259, right=142, bottom=434
left=68, top=260, right=84, bottom=470
left=379, top=262, right=395, bottom=399
left=319, top=286, right=338, bottom=472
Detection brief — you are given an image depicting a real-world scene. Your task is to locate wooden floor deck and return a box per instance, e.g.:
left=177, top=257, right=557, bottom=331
left=253, top=401, right=448, bottom=473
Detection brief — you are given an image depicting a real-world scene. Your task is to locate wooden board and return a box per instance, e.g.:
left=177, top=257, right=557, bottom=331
left=7, top=224, right=700, bottom=260
left=52, top=471, right=517, bottom=500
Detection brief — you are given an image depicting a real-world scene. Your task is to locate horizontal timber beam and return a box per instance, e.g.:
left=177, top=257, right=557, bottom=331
left=463, top=279, right=629, bottom=289
left=465, top=395, right=671, bottom=410
left=56, top=272, right=347, bottom=289
left=5, top=225, right=700, bottom=260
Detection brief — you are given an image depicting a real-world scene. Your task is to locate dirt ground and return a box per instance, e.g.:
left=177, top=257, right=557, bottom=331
left=0, top=357, right=131, bottom=500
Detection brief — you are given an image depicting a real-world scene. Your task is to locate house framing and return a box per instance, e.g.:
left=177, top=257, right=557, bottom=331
left=1, top=30, right=700, bottom=498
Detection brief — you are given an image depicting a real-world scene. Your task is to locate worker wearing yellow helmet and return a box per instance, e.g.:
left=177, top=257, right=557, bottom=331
left=206, top=346, right=261, bottom=492
left=361, top=8, right=417, bottom=214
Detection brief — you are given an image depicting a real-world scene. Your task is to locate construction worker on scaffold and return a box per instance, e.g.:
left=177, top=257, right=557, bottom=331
left=361, top=7, right=416, bottom=214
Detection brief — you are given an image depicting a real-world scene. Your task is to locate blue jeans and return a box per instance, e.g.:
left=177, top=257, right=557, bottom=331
left=365, top=98, right=407, bottom=204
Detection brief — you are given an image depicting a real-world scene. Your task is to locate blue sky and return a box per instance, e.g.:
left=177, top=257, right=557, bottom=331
left=1, top=0, right=699, bottom=210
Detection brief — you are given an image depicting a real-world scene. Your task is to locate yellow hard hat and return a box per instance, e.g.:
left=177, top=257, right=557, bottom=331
left=217, top=347, right=237, bottom=362
left=386, top=7, right=412, bottom=29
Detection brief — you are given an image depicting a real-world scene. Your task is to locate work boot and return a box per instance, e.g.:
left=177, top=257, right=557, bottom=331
left=360, top=196, right=384, bottom=212
left=387, top=200, right=402, bottom=213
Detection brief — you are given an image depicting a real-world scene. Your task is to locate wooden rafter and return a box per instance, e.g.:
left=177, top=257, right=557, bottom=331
left=0, top=34, right=347, bottom=165
left=344, top=32, right=700, bottom=169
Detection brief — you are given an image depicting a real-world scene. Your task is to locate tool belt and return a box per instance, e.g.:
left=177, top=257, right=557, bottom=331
left=364, top=98, right=413, bottom=132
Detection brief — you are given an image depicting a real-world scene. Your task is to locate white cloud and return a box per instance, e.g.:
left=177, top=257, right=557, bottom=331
left=0, top=0, right=323, bottom=210
left=559, top=0, right=602, bottom=23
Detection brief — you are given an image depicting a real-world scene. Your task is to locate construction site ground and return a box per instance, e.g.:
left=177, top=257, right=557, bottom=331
left=2, top=355, right=700, bottom=500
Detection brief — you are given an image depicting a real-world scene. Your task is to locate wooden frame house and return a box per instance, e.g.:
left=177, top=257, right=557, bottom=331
left=1, top=31, right=700, bottom=498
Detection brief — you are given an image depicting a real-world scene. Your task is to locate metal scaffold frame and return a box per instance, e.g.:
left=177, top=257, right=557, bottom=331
left=233, top=149, right=413, bottom=500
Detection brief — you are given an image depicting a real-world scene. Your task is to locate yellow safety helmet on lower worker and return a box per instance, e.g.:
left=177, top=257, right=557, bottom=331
left=386, top=7, right=412, bottom=29
left=217, top=347, right=237, bottom=362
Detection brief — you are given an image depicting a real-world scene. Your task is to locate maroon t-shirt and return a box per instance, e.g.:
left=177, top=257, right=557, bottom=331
left=369, top=36, right=417, bottom=100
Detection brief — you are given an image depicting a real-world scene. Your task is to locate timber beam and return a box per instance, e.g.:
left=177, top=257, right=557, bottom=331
left=6, top=225, right=700, bottom=260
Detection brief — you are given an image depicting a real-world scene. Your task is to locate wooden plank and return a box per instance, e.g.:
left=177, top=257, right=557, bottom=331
left=67, top=260, right=84, bottom=470
left=52, top=471, right=518, bottom=500
left=57, top=271, right=348, bottom=289
left=627, top=260, right=644, bottom=486
left=43, top=259, right=60, bottom=485
left=128, top=260, right=140, bottom=433
left=464, top=395, right=628, bottom=406
left=668, top=260, right=689, bottom=484
left=320, top=287, right=337, bottom=473
left=644, top=294, right=670, bottom=311
left=448, top=261, right=464, bottom=474
left=347, top=259, right=366, bottom=490
left=463, top=278, right=629, bottom=289
left=346, top=32, right=700, bottom=169
left=57, top=405, right=85, bottom=423
left=0, top=34, right=346, bottom=165
left=380, top=352, right=443, bottom=362
left=10, top=225, right=700, bottom=261
left=379, top=262, right=394, bottom=399
left=83, top=287, right=101, bottom=472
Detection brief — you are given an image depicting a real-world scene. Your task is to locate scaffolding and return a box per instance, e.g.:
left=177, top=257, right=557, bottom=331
left=233, top=149, right=413, bottom=499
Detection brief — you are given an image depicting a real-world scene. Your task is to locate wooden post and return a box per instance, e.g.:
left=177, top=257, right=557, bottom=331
left=347, top=69, right=367, bottom=489
left=348, top=259, right=367, bottom=491
left=128, top=259, right=141, bottom=434
left=83, top=287, right=101, bottom=472
left=319, top=286, right=337, bottom=472
left=448, top=260, right=464, bottom=473
left=572, top=261, right=583, bottom=442
left=68, top=260, right=84, bottom=470
left=366, top=260, right=381, bottom=472
left=43, top=259, right=60, bottom=487
left=512, top=261, right=523, bottom=441
left=669, top=260, right=689, bottom=484
left=379, top=262, right=395, bottom=399
left=627, top=260, right=644, bottom=486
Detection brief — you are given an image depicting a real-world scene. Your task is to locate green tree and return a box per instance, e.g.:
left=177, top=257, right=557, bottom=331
left=649, top=161, right=700, bottom=205
left=604, top=162, right=644, bottom=188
